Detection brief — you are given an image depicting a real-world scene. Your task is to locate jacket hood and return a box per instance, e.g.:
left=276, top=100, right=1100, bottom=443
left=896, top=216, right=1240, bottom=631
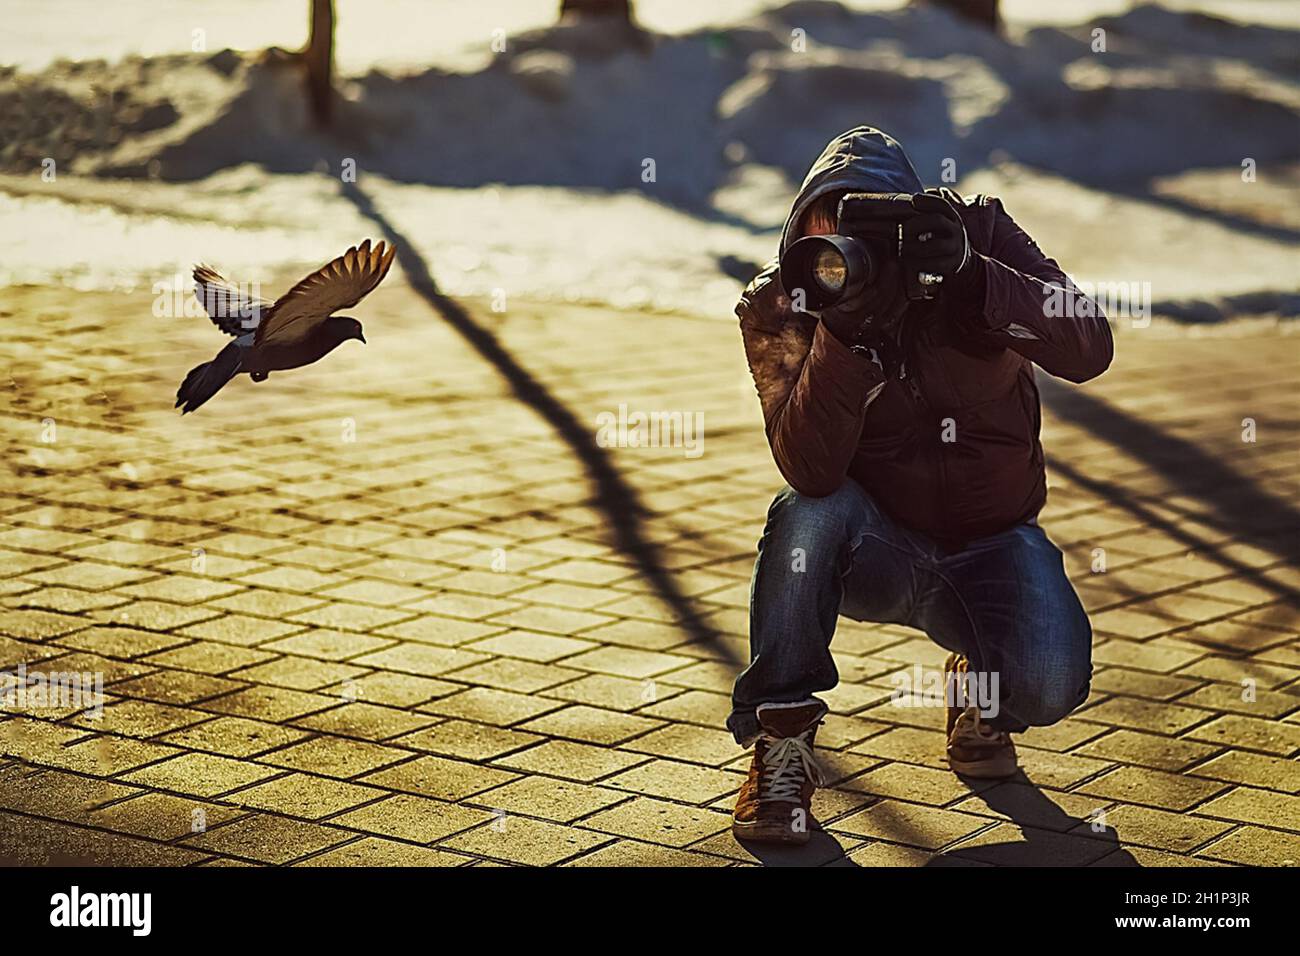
left=780, top=127, right=925, bottom=254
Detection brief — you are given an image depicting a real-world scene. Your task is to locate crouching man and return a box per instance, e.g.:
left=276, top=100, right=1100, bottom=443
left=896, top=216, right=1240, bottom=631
left=729, top=127, right=1113, bottom=844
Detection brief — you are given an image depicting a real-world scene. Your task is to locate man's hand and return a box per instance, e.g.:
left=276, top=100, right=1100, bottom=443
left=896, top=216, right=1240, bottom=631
left=902, top=193, right=973, bottom=293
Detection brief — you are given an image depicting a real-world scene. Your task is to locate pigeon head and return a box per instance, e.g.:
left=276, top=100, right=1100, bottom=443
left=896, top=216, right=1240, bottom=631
left=326, top=316, right=366, bottom=345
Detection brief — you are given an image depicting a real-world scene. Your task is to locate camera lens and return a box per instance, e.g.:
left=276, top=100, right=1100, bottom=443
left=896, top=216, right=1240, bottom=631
left=780, top=235, right=877, bottom=311
left=811, top=247, right=847, bottom=294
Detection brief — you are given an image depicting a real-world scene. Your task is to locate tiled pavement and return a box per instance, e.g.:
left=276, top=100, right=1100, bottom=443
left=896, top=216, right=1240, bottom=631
left=0, top=279, right=1297, bottom=867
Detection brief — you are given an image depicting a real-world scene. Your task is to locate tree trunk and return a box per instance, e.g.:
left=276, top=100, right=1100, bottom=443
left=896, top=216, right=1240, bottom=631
left=304, top=0, right=334, bottom=127
left=924, top=0, right=1000, bottom=32
left=559, top=0, right=633, bottom=21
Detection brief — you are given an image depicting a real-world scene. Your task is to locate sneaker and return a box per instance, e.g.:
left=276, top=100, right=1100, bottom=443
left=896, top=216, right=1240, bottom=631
left=944, top=652, right=1018, bottom=778
left=731, top=699, right=827, bottom=845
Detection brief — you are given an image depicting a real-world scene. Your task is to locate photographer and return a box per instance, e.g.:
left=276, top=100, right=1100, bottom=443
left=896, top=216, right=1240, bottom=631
left=729, top=127, right=1113, bottom=845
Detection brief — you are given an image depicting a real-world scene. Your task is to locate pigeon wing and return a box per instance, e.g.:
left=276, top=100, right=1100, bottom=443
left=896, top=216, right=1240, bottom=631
left=255, top=240, right=395, bottom=347
left=193, top=265, right=270, bottom=337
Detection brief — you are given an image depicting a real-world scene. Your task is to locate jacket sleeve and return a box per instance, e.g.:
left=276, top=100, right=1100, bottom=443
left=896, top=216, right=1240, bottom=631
left=738, top=262, right=887, bottom=497
left=962, top=199, right=1114, bottom=383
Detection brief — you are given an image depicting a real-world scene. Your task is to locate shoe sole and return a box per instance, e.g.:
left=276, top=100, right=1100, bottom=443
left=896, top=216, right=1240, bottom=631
left=731, top=819, right=812, bottom=845
left=947, top=754, right=1019, bottom=779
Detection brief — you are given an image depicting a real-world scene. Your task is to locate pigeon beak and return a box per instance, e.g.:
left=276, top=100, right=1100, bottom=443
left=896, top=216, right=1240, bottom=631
left=357, top=332, right=367, bottom=344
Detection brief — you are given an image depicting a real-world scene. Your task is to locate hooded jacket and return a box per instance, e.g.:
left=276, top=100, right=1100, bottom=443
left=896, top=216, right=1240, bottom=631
left=738, top=127, right=1113, bottom=546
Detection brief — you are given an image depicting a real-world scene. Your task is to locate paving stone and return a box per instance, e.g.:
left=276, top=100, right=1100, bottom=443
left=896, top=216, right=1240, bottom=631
left=1089, top=667, right=1203, bottom=701
left=463, top=629, right=596, bottom=662
left=296, top=837, right=468, bottom=866
left=260, top=735, right=410, bottom=778
left=90, top=791, right=245, bottom=840
left=565, top=840, right=730, bottom=866
left=204, top=685, right=339, bottom=722
left=1197, top=826, right=1300, bottom=866
left=1186, top=749, right=1300, bottom=793
left=0, top=764, right=140, bottom=821
left=1074, top=728, right=1220, bottom=772
left=604, top=759, right=740, bottom=804
left=230, top=656, right=368, bottom=692
left=59, top=625, right=188, bottom=658
left=547, top=673, right=665, bottom=712
left=519, top=704, right=664, bottom=745
left=420, top=686, right=565, bottom=725
left=92, top=600, right=220, bottom=632
left=229, top=772, right=384, bottom=819
left=832, top=800, right=993, bottom=850
left=71, top=699, right=207, bottom=738
left=52, top=734, right=181, bottom=776
left=849, top=841, right=984, bottom=867
left=1075, top=696, right=1213, bottom=736
left=943, top=823, right=1117, bottom=866
left=294, top=702, right=437, bottom=741
left=581, top=796, right=730, bottom=847
left=849, top=726, right=949, bottom=771
left=180, top=814, right=351, bottom=864
left=1196, top=787, right=1300, bottom=832
left=158, top=715, right=309, bottom=758
left=0, top=810, right=208, bottom=866
left=493, top=740, right=650, bottom=782
left=465, top=776, right=629, bottom=823
left=443, top=815, right=612, bottom=865
left=261, top=629, right=396, bottom=660
left=443, top=657, right=583, bottom=693
left=143, top=641, right=276, bottom=675
left=394, top=719, right=542, bottom=761
left=1183, top=714, right=1300, bottom=755
left=352, top=643, right=488, bottom=677
left=371, top=614, right=504, bottom=647
left=342, top=671, right=459, bottom=708
left=1075, top=765, right=1229, bottom=811
left=620, top=723, right=742, bottom=766
left=120, top=752, right=282, bottom=797
left=108, top=670, right=244, bottom=705
left=1074, top=804, right=1232, bottom=853
left=1174, top=682, right=1300, bottom=719
left=838, top=761, right=993, bottom=806
left=951, top=781, right=1105, bottom=831
left=359, top=754, right=518, bottom=801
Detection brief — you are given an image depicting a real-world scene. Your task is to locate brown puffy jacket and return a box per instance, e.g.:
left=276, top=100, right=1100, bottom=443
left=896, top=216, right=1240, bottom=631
left=738, top=190, right=1114, bottom=547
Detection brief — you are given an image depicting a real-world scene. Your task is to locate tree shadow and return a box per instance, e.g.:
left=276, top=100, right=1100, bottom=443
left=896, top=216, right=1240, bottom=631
left=336, top=179, right=735, bottom=664
left=1039, top=377, right=1300, bottom=619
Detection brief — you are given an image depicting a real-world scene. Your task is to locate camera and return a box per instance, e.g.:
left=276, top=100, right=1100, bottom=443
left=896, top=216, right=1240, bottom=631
left=779, top=192, right=944, bottom=310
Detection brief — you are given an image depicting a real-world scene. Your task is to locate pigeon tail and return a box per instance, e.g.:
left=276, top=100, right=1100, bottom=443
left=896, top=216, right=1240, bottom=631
left=176, top=341, right=244, bottom=414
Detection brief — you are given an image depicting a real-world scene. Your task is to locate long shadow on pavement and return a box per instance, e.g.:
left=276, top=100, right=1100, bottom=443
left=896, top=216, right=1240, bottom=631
left=338, top=179, right=736, bottom=665
left=929, top=778, right=1136, bottom=867
left=1039, top=378, right=1300, bottom=612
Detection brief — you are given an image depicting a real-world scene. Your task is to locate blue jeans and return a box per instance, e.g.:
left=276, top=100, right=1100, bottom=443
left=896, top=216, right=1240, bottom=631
left=727, top=482, right=1093, bottom=745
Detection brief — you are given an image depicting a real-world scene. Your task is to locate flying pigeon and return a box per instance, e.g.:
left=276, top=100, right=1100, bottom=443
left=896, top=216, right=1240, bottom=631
left=175, top=240, right=396, bottom=413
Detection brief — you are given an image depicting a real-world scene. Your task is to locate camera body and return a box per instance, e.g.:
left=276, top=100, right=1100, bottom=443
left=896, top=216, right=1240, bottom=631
left=779, top=192, right=942, bottom=311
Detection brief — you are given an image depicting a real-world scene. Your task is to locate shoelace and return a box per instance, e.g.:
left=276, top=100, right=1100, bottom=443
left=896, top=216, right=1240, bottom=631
left=953, top=707, right=1006, bottom=745
left=758, top=733, right=825, bottom=804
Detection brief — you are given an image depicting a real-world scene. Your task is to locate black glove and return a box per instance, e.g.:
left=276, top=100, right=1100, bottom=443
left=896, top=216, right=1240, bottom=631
left=901, top=193, right=978, bottom=298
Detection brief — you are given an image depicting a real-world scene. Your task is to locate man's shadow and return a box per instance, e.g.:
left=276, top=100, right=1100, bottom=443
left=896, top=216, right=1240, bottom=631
left=925, top=774, right=1137, bottom=867
left=732, top=771, right=1136, bottom=867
